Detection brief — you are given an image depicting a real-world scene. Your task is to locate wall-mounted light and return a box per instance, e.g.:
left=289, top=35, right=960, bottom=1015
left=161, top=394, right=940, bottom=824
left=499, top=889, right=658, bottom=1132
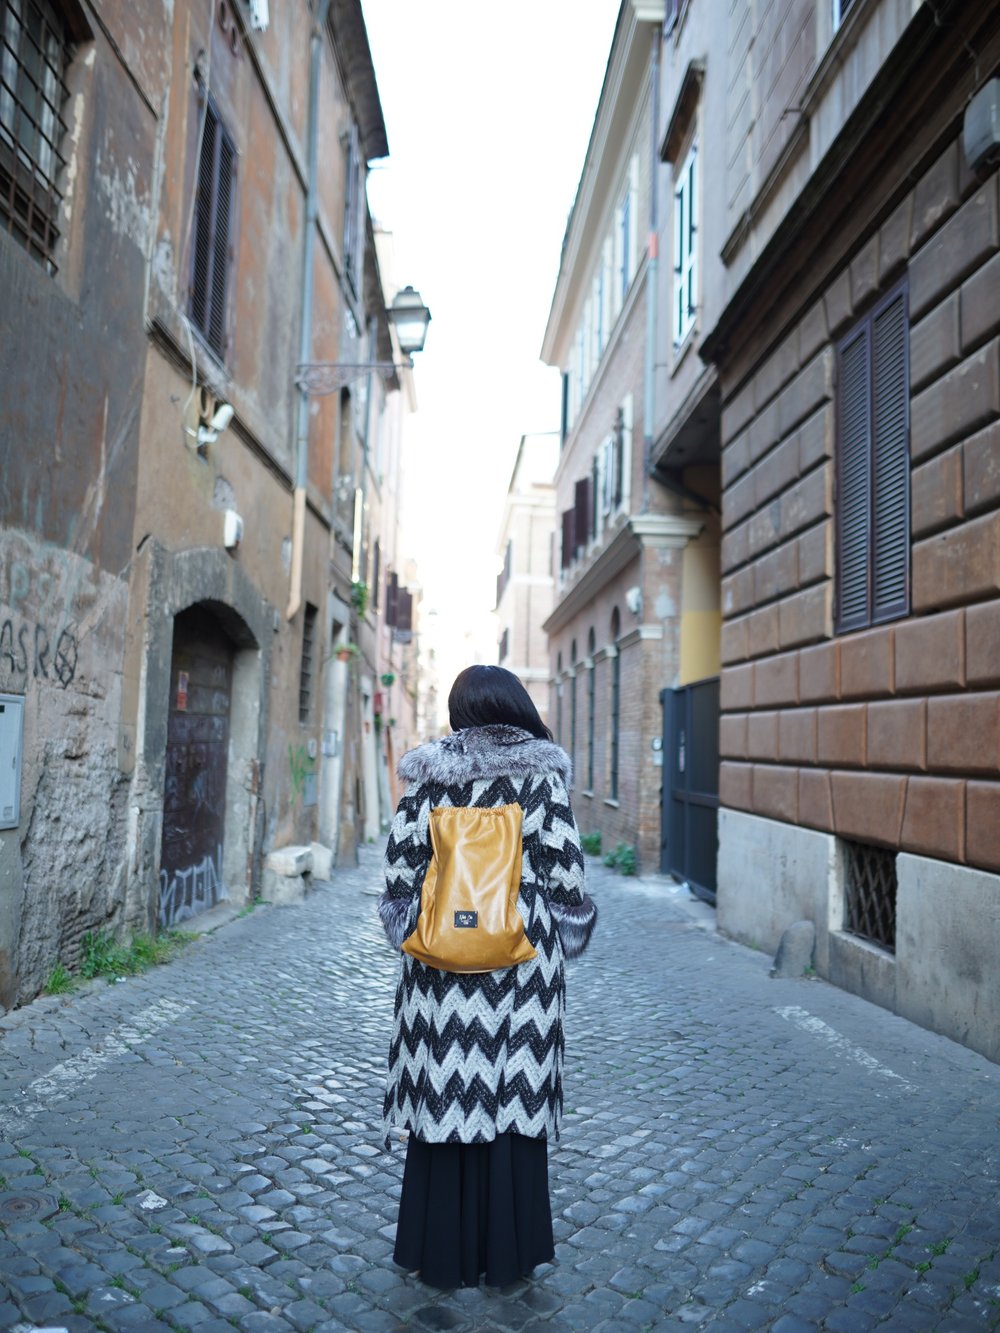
left=296, top=285, right=431, bottom=397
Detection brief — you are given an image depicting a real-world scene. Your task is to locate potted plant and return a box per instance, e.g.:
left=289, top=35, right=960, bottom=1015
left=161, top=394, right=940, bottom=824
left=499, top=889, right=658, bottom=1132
left=333, top=642, right=360, bottom=663
left=380, top=671, right=396, bottom=687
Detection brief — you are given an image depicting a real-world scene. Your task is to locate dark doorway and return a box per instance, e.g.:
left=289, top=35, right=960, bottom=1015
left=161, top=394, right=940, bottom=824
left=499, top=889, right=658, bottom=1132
left=159, top=606, right=233, bottom=927
left=661, top=677, right=719, bottom=904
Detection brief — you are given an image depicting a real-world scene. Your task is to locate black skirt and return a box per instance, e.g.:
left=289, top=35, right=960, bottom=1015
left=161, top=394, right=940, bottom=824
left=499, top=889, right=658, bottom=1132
left=393, top=1131, right=555, bottom=1288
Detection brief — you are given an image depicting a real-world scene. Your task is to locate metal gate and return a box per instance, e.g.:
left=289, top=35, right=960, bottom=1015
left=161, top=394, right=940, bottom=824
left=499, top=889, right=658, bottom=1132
left=661, top=676, right=720, bottom=904
left=159, top=606, right=232, bottom=927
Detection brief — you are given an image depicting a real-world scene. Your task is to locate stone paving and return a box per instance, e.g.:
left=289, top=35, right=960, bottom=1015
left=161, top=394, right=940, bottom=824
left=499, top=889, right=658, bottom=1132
left=0, top=841, right=998, bottom=1332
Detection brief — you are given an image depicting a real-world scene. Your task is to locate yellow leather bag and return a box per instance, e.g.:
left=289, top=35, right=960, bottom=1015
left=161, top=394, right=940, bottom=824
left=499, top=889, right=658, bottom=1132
left=401, top=803, right=538, bottom=973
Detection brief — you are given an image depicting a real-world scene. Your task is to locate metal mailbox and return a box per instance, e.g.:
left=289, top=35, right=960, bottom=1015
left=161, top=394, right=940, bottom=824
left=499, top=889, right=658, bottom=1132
left=0, top=693, right=25, bottom=831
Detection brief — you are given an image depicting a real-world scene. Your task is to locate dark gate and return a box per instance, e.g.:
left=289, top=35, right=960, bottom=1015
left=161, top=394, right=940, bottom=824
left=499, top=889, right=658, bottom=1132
left=661, top=676, right=720, bottom=904
left=159, top=606, right=232, bottom=927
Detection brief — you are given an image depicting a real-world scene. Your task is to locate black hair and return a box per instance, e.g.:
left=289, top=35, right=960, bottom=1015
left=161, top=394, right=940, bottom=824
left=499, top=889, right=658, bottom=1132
left=448, top=665, right=553, bottom=741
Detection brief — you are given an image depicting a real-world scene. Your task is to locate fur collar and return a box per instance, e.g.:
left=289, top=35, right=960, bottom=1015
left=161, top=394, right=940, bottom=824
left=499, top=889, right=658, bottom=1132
left=398, top=724, right=572, bottom=788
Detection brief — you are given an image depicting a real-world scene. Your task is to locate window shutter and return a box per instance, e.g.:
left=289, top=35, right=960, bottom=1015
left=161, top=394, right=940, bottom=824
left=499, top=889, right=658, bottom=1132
left=208, top=129, right=235, bottom=355
left=591, top=455, right=600, bottom=535
left=871, top=287, right=909, bottom=622
left=574, top=477, right=590, bottom=551
left=396, top=589, right=412, bottom=633
left=836, top=326, right=871, bottom=633
left=613, top=412, right=624, bottom=508
left=386, top=571, right=399, bottom=626
left=372, top=541, right=380, bottom=610
left=190, top=99, right=218, bottom=337
left=561, top=509, right=574, bottom=569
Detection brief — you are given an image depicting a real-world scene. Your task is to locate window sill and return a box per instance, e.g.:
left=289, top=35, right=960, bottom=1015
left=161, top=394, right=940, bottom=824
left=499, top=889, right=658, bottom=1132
left=579, top=789, right=594, bottom=800
left=671, top=325, right=698, bottom=375
left=603, top=798, right=620, bottom=809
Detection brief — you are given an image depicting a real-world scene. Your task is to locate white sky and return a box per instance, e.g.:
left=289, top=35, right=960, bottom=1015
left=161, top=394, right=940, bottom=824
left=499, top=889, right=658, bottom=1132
left=362, top=1, right=620, bottom=691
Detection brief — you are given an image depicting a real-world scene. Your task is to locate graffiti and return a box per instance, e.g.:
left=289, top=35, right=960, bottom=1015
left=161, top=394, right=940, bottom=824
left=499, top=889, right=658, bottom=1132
left=159, top=845, right=226, bottom=928
left=288, top=743, right=315, bottom=800
left=0, top=617, right=78, bottom=687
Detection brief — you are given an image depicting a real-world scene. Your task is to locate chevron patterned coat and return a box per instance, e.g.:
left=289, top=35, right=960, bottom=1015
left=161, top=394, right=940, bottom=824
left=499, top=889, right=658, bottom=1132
left=378, top=725, right=597, bottom=1146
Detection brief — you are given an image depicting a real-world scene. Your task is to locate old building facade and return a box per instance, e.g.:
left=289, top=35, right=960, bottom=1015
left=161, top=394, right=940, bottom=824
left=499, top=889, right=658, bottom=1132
left=495, top=432, right=558, bottom=725
left=0, top=0, right=420, bottom=1008
left=702, top=0, right=1000, bottom=1063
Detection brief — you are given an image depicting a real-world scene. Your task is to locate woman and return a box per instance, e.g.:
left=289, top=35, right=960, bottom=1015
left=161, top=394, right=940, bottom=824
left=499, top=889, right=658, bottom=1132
left=378, top=665, right=597, bottom=1289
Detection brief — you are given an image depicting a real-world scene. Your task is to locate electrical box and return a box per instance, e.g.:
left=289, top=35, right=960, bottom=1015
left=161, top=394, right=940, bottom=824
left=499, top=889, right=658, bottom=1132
left=0, top=693, right=25, bottom=831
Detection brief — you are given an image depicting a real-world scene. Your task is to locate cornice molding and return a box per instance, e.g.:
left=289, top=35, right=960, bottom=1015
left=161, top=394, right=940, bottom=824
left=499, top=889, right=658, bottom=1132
left=543, top=513, right=704, bottom=634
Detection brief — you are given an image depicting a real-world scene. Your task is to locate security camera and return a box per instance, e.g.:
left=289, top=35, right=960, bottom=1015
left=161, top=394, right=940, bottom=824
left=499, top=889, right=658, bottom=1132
left=211, top=402, right=234, bottom=432
left=625, top=585, right=642, bottom=616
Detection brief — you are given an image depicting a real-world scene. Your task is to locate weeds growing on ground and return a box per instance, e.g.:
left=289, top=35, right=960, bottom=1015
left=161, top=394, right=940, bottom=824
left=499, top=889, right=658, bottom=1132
left=581, top=831, right=603, bottom=856
left=603, top=841, right=638, bottom=876
left=44, top=928, right=196, bottom=995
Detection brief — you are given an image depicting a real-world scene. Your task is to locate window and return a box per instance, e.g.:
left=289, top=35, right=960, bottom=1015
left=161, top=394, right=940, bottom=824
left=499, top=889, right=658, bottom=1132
left=298, top=603, right=317, bottom=724
left=586, top=629, right=595, bottom=790
left=371, top=540, right=380, bottom=611
left=617, top=185, right=630, bottom=307
left=836, top=279, right=909, bottom=633
left=673, top=139, right=698, bottom=347
left=190, top=88, right=237, bottom=359
left=343, top=123, right=362, bottom=293
left=843, top=840, right=896, bottom=952
left=0, top=0, right=72, bottom=273
left=833, top=0, right=858, bottom=31
left=609, top=609, right=621, bottom=800
left=555, top=652, right=563, bottom=747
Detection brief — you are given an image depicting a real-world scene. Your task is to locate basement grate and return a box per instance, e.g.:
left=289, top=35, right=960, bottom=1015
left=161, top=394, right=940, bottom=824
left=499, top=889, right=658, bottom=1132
left=843, top=839, right=897, bottom=953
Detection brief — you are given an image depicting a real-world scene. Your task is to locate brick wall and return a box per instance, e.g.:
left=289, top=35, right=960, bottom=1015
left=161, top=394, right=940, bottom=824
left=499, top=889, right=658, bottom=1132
left=719, top=137, right=1000, bottom=874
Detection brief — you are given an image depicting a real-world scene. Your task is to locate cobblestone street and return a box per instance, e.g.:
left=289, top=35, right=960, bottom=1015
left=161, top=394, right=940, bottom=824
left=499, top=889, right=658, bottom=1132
left=0, top=844, right=998, bottom=1332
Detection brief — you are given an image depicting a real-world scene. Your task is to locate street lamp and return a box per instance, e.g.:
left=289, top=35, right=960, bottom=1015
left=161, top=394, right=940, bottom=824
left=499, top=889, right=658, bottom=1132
left=296, top=285, right=431, bottom=397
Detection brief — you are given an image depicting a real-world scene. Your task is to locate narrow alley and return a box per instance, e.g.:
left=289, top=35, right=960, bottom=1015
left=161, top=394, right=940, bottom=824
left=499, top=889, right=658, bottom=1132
left=0, top=849, right=997, bottom=1332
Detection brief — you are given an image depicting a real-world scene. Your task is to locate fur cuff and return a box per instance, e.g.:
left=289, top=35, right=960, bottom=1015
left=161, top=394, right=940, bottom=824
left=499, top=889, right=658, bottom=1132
left=551, top=895, right=597, bottom=959
left=379, top=893, right=416, bottom=951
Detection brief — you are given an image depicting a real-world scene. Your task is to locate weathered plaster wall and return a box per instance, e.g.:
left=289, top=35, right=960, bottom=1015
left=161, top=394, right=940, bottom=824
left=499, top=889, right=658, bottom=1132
left=0, top=530, right=129, bottom=1006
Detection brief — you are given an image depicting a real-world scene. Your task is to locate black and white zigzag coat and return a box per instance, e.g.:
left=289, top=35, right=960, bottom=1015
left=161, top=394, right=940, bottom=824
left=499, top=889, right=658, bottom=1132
left=378, top=724, right=597, bottom=1146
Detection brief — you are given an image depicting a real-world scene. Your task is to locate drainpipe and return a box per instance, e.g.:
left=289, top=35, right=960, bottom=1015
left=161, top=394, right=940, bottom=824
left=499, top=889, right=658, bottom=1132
left=642, top=25, right=661, bottom=514
left=287, top=0, right=333, bottom=620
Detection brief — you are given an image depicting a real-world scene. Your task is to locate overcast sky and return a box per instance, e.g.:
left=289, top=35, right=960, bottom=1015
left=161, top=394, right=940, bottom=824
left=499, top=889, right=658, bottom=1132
left=361, top=1, right=620, bottom=683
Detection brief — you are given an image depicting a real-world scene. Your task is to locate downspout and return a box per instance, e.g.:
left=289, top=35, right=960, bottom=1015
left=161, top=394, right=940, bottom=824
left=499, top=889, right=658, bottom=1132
left=287, top=0, right=333, bottom=620
left=642, top=25, right=661, bottom=514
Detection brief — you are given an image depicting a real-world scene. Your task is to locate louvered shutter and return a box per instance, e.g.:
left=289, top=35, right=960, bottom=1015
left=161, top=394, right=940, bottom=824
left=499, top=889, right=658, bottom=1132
left=386, top=571, right=399, bottom=626
left=190, top=93, right=237, bottom=359
left=190, top=99, right=217, bottom=336
left=574, top=477, right=591, bottom=551
left=613, top=411, right=624, bottom=508
left=561, top=509, right=574, bottom=569
left=396, top=590, right=413, bottom=633
left=871, top=287, right=909, bottom=623
left=208, top=128, right=236, bottom=356
left=836, top=326, right=871, bottom=632
left=591, top=455, right=600, bottom=535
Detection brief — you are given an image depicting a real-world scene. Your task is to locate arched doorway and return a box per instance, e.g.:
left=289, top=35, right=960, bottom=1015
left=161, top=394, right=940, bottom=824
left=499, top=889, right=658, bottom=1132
left=159, top=605, right=233, bottom=927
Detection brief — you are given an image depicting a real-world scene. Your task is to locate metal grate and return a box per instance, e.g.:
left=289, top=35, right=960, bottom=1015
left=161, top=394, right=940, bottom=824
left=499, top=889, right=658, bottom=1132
left=298, top=604, right=317, bottom=724
left=843, top=840, right=897, bottom=952
left=0, top=0, right=71, bottom=273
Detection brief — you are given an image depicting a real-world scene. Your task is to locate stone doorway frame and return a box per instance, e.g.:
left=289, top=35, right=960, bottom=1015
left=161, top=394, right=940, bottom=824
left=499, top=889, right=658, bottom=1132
left=132, top=544, right=272, bottom=930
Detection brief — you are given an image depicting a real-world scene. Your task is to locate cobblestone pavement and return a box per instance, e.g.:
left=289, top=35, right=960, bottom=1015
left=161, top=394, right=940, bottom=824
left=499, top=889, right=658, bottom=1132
left=1, top=842, right=998, bottom=1333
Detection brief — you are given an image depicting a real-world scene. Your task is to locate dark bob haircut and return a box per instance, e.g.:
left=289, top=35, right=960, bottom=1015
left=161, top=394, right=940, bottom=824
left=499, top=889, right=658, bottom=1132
left=448, top=665, right=552, bottom=741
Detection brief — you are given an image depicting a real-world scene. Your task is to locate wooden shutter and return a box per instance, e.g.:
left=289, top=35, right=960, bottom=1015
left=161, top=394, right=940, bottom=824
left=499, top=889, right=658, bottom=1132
left=561, top=509, right=574, bottom=569
left=386, top=571, right=399, bottom=626
left=574, top=477, right=591, bottom=551
left=612, top=411, right=624, bottom=508
left=190, top=92, right=237, bottom=359
left=396, top=589, right=413, bottom=633
left=591, top=455, right=600, bottom=535
left=871, top=286, right=909, bottom=623
left=371, top=541, right=380, bottom=611
left=836, top=325, right=871, bottom=633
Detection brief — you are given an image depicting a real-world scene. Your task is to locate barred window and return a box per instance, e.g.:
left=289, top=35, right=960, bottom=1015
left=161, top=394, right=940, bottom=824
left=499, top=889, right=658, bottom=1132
left=0, top=0, right=72, bottom=273
left=190, top=88, right=237, bottom=360
left=298, top=603, right=317, bottom=725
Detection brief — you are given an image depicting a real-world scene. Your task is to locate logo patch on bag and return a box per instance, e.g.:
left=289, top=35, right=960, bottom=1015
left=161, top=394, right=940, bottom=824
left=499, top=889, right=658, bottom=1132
left=454, top=910, right=478, bottom=929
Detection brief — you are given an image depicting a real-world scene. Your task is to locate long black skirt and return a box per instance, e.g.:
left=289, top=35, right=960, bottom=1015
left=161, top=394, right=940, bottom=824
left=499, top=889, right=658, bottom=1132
left=393, top=1131, right=555, bottom=1288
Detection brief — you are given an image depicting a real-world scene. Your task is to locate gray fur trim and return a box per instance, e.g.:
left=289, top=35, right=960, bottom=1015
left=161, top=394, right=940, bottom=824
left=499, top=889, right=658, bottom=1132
left=378, top=893, right=414, bottom=951
left=398, top=725, right=572, bottom=788
left=551, top=895, right=597, bottom=960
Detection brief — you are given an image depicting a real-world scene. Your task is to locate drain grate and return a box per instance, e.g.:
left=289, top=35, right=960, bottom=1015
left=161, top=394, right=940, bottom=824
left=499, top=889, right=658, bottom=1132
left=0, top=1191, right=59, bottom=1224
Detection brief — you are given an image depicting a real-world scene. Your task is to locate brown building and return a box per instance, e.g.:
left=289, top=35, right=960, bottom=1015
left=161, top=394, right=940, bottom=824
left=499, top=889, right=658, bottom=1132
left=495, top=432, right=558, bottom=724
left=0, top=0, right=417, bottom=1008
left=703, top=0, right=1000, bottom=1063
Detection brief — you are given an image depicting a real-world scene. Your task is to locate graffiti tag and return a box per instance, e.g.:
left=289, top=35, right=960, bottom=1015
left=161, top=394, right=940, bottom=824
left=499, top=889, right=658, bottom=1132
left=0, top=617, right=78, bottom=687
left=159, top=845, right=226, bottom=928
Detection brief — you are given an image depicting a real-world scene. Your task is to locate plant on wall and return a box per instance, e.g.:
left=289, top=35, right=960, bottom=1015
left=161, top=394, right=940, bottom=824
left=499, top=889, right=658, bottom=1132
left=351, top=580, right=369, bottom=617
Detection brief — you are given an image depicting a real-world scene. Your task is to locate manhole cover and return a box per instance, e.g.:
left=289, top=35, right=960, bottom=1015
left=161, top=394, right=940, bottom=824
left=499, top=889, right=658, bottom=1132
left=0, top=1191, right=59, bottom=1224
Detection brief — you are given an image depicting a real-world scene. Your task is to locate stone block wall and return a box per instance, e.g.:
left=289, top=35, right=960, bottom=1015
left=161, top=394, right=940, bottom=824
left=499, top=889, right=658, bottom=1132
left=718, top=138, right=1000, bottom=876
